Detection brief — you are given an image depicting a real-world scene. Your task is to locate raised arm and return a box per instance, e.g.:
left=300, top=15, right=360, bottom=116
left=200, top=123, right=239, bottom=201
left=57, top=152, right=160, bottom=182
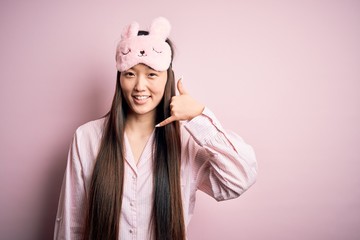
left=156, top=78, right=257, bottom=200
left=184, top=108, right=257, bottom=201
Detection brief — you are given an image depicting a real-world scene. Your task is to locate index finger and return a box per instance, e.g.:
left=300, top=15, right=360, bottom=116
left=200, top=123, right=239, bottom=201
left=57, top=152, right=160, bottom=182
left=155, top=116, right=177, bottom=127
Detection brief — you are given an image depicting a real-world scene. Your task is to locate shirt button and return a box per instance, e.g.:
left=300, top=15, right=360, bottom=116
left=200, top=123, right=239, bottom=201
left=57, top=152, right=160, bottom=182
left=129, top=229, right=133, bottom=234
left=130, top=202, right=134, bottom=207
left=132, top=175, right=136, bottom=180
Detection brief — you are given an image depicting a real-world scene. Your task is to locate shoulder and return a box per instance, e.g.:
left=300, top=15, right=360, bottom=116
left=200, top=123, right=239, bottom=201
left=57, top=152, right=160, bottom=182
left=74, top=117, right=107, bottom=143
left=70, top=117, right=107, bottom=166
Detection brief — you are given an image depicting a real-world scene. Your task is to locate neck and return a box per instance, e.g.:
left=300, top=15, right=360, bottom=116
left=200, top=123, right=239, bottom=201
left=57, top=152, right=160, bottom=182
left=125, top=112, right=156, bottom=136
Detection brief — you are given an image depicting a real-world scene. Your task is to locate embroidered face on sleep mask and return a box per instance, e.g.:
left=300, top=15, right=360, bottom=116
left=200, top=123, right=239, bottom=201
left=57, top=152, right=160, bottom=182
left=116, top=17, right=172, bottom=72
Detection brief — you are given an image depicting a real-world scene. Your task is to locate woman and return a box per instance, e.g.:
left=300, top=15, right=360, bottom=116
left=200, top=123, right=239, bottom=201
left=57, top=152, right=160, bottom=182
left=54, top=17, right=257, bottom=240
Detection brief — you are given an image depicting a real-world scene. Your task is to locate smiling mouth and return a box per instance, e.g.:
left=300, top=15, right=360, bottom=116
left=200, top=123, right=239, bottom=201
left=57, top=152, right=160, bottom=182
left=133, top=95, right=150, bottom=100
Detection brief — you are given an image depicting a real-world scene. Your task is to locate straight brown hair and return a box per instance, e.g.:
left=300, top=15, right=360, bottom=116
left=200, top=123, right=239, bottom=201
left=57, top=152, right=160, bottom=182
left=84, top=36, right=185, bottom=240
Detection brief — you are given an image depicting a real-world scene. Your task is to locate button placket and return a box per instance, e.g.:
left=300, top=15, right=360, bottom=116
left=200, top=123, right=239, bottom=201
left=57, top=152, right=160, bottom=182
left=130, top=174, right=137, bottom=239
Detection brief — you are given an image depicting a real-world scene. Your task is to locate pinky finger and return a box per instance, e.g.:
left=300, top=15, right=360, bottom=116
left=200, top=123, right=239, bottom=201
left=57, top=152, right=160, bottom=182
left=155, top=116, right=177, bottom=127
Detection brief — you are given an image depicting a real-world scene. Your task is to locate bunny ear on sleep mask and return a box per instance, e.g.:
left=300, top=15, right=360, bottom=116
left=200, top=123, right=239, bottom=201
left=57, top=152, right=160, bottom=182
left=115, top=17, right=172, bottom=72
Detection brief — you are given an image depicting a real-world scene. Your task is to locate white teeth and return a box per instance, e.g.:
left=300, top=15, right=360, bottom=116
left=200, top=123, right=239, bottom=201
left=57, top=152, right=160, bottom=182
left=134, top=96, right=149, bottom=100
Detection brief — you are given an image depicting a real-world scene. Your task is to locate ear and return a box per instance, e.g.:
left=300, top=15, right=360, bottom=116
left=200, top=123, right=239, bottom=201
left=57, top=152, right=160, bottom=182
left=121, top=21, right=139, bottom=39
left=149, top=17, right=171, bottom=40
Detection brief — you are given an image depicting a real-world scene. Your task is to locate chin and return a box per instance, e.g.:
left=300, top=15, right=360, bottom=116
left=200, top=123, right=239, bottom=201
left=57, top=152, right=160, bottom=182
left=131, top=106, right=156, bottom=116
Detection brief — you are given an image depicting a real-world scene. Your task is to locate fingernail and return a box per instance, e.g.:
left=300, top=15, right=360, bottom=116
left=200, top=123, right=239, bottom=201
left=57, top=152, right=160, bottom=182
left=180, top=76, right=184, bottom=82
left=155, top=124, right=161, bottom=127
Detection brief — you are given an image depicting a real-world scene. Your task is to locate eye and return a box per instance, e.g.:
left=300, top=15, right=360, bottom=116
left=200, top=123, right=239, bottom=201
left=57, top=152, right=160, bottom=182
left=148, top=72, right=158, bottom=78
left=121, top=49, right=131, bottom=55
left=152, top=48, right=162, bottom=54
left=123, top=71, right=135, bottom=78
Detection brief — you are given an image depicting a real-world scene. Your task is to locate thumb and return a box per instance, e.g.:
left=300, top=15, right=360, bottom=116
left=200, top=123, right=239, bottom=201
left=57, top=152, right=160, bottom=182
left=177, top=77, right=187, bottom=95
left=155, top=116, right=177, bottom=127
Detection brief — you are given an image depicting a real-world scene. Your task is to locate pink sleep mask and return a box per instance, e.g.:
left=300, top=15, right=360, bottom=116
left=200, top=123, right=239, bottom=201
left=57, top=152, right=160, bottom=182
left=116, top=17, right=172, bottom=72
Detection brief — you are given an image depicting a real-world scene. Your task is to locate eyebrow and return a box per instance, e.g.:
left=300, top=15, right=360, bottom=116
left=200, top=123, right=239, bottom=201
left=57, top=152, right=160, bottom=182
left=147, top=65, right=156, bottom=71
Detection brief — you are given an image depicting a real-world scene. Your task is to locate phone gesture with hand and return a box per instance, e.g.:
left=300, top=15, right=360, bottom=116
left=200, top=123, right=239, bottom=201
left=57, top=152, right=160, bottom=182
left=156, top=78, right=204, bottom=127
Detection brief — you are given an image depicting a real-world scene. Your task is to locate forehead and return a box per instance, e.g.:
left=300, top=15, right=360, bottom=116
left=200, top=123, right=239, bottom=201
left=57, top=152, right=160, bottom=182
left=129, top=63, right=158, bottom=72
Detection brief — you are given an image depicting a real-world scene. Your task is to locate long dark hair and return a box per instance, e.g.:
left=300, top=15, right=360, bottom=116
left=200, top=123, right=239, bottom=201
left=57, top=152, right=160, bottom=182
left=83, top=35, right=185, bottom=240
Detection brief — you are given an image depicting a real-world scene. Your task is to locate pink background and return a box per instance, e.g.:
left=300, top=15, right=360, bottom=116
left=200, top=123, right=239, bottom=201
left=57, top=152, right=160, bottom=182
left=1, top=0, right=359, bottom=239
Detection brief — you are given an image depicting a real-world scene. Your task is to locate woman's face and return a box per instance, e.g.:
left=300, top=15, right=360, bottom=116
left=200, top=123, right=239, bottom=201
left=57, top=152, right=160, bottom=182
left=120, top=63, right=168, bottom=118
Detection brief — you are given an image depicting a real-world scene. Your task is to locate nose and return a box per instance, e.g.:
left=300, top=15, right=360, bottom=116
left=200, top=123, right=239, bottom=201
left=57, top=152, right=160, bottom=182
left=134, top=75, right=146, bottom=91
left=140, top=50, right=145, bottom=55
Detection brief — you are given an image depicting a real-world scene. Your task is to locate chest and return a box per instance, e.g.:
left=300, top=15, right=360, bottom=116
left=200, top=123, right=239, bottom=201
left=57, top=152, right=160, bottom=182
left=127, top=136, right=150, bottom=165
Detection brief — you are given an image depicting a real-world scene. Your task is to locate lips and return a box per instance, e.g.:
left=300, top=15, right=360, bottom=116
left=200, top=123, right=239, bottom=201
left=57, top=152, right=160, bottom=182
left=132, top=95, right=150, bottom=104
left=133, top=95, right=149, bottom=100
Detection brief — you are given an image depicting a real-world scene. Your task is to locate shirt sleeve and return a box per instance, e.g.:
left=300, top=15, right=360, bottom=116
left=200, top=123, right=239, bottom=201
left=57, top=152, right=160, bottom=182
left=184, top=107, right=258, bottom=201
left=54, top=131, right=87, bottom=240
